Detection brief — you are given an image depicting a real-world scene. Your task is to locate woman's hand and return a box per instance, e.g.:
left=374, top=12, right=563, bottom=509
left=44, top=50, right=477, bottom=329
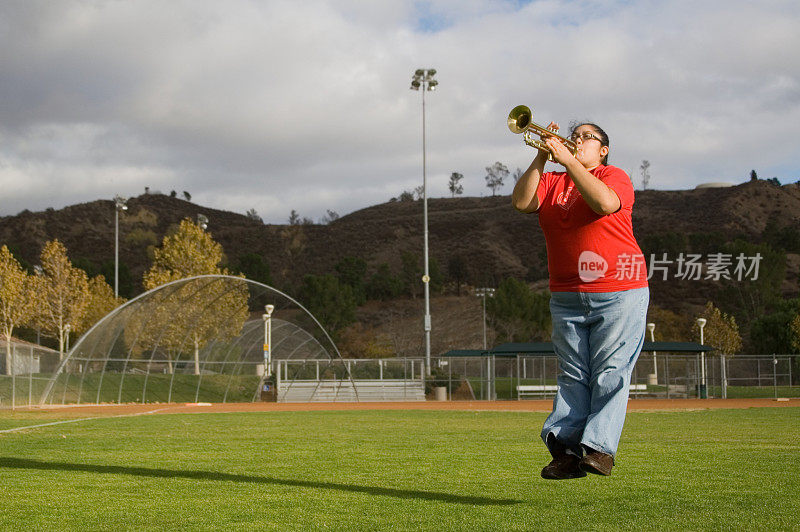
left=545, top=136, right=576, bottom=167
left=537, top=122, right=560, bottom=160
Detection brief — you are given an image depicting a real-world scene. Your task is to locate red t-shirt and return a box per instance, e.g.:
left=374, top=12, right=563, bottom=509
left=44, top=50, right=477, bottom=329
left=535, top=164, right=648, bottom=292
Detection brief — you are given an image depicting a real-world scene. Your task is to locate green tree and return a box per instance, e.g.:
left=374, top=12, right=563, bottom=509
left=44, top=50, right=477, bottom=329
left=401, top=251, right=421, bottom=299
left=429, top=257, right=444, bottom=295
left=299, top=274, right=357, bottom=336
left=235, top=253, right=273, bottom=286
left=645, top=305, right=692, bottom=342
left=750, top=297, right=800, bottom=354
left=486, top=278, right=550, bottom=342
left=692, top=302, right=742, bottom=355
left=0, top=246, right=36, bottom=375
left=789, top=312, right=800, bottom=384
left=140, top=218, right=248, bottom=374
left=31, top=240, right=90, bottom=360
left=76, top=275, right=125, bottom=334
left=99, top=260, right=133, bottom=299
left=366, top=264, right=403, bottom=301
left=335, top=257, right=367, bottom=305
left=761, top=217, right=800, bottom=254
left=789, top=313, right=800, bottom=352
left=447, top=254, right=469, bottom=296
left=716, top=240, right=785, bottom=328
left=73, top=257, right=99, bottom=278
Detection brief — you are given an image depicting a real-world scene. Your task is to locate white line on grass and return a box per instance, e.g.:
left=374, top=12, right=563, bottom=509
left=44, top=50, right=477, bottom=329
left=0, top=408, right=171, bottom=434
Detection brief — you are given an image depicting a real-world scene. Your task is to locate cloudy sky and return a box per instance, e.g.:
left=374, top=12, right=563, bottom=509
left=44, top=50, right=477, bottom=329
left=1, top=0, right=798, bottom=223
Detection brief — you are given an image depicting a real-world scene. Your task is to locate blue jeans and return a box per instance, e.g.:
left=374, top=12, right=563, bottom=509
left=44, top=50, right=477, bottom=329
left=541, top=287, right=649, bottom=459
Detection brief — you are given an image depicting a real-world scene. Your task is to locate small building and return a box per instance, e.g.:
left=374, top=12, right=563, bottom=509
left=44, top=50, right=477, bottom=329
left=0, top=335, right=60, bottom=375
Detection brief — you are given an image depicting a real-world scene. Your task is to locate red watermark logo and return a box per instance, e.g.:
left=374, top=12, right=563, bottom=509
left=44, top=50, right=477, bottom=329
left=578, top=251, right=608, bottom=282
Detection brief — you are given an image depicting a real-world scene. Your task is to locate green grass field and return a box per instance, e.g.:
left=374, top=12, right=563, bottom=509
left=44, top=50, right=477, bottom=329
left=1, top=407, right=798, bottom=530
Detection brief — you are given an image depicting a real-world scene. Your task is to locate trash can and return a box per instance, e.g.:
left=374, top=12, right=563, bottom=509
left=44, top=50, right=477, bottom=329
left=434, top=386, right=447, bottom=401
left=260, top=381, right=277, bottom=402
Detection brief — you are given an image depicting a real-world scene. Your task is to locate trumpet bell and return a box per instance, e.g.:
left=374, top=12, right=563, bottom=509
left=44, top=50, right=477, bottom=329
left=507, top=105, right=532, bottom=134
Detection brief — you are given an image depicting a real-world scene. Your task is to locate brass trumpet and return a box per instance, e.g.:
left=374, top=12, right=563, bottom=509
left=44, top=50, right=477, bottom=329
left=507, top=105, right=577, bottom=159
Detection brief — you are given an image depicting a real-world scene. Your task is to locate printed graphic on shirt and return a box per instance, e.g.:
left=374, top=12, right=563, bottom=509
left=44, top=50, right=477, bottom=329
left=578, top=251, right=608, bottom=282
left=556, top=184, right=579, bottom=211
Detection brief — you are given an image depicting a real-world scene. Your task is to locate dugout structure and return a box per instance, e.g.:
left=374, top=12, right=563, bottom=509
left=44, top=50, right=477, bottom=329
left=37, top=275, right=355, bottom=406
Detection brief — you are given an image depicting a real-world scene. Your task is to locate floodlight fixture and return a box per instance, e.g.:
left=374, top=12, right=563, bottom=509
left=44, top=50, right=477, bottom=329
left=114, top=195, right=128, bottom=212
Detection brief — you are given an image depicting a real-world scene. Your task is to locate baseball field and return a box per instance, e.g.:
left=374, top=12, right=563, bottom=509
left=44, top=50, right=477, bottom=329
left=1, top=400, right=798, bottom=530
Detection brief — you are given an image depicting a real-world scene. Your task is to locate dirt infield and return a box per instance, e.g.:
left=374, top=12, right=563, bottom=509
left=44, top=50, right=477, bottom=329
left=12, top=397, right=796, bottom=419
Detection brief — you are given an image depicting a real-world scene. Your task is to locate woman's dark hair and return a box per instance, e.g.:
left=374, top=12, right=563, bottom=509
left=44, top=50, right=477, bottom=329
left=570, top=122, right=610, bottom=165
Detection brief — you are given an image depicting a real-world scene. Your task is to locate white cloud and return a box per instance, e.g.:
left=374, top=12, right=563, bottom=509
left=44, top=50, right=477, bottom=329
left=0, top=0, right=798, bottom=222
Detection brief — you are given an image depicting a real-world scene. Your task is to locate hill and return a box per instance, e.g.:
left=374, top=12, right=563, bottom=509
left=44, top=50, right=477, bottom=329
left=1, top=180, right=799, bottom=355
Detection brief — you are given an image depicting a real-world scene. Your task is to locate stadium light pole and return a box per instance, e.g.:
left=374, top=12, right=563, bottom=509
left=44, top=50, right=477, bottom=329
left=647, top=322, right=657, bottom=384
left=114, top=196, right=128, bottom=298
left=696, top=317, right=707, bottom=398
left=410, top=68, right=438, bottom=376
left=475, top=288, right=496, bottom=350
left=263, top=305, right=274, bottom=378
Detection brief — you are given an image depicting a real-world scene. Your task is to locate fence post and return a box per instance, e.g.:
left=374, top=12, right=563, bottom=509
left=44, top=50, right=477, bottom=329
left=11, top=345, right=16, bottom=411
left=721, top=354, right=727, bottom=399
left=773, top=353, right=778, bottom=400
left=448, top=358, right=452, bottom=400
left=29, top=346, right=34, bottom=407
left=757, top=358, right=761, bottom=387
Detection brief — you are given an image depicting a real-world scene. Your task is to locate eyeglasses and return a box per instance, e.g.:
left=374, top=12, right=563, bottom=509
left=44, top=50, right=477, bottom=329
left=569, top=132, right=602, bottom=143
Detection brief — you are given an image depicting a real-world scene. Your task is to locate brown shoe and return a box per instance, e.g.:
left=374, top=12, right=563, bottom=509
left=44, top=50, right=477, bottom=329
left=579, top=450, right=614, bottom=476
left=541, top=454, right=586, bottom=480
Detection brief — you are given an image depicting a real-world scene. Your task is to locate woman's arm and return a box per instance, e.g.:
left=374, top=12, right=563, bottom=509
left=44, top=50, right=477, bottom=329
left=512, top=121, right=561, bottom=213
left=511, top=151, right=549, bottom=213
left=545, top=138, right=621, bottom=215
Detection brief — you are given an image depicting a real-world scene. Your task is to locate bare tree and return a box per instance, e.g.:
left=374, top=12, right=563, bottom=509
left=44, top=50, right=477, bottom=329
left=485, top=162, right=509, bottom=196
left=640, top=160, right=651, bottom=190
left=448, top=172, right=464, bottom=197
left=413, top=185, right=425, bottom=200
left=246, top=208, right=263, bottom=223
left=320, top=209, right=340, bottom=224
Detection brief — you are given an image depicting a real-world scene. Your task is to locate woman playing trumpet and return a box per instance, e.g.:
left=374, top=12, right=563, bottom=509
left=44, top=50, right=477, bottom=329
left=512, top=120, right=648, bottom=479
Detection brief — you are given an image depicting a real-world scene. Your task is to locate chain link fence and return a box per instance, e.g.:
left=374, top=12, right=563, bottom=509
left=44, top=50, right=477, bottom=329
left=431, top=353, right=800, bottom=401
left=4, top=350, right=798, bottom=407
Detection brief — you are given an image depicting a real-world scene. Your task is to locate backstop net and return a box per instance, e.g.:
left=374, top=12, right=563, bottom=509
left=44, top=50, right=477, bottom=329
left=35, top=275, right=351, bottom=406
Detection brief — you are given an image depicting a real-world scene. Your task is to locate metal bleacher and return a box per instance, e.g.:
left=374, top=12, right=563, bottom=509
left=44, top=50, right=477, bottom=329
left=277, top=379, right=426, bottom=402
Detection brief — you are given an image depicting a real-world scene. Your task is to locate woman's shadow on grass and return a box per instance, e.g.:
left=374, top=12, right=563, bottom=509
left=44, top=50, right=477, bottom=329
left=0, top=457, right=520, bottom=506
